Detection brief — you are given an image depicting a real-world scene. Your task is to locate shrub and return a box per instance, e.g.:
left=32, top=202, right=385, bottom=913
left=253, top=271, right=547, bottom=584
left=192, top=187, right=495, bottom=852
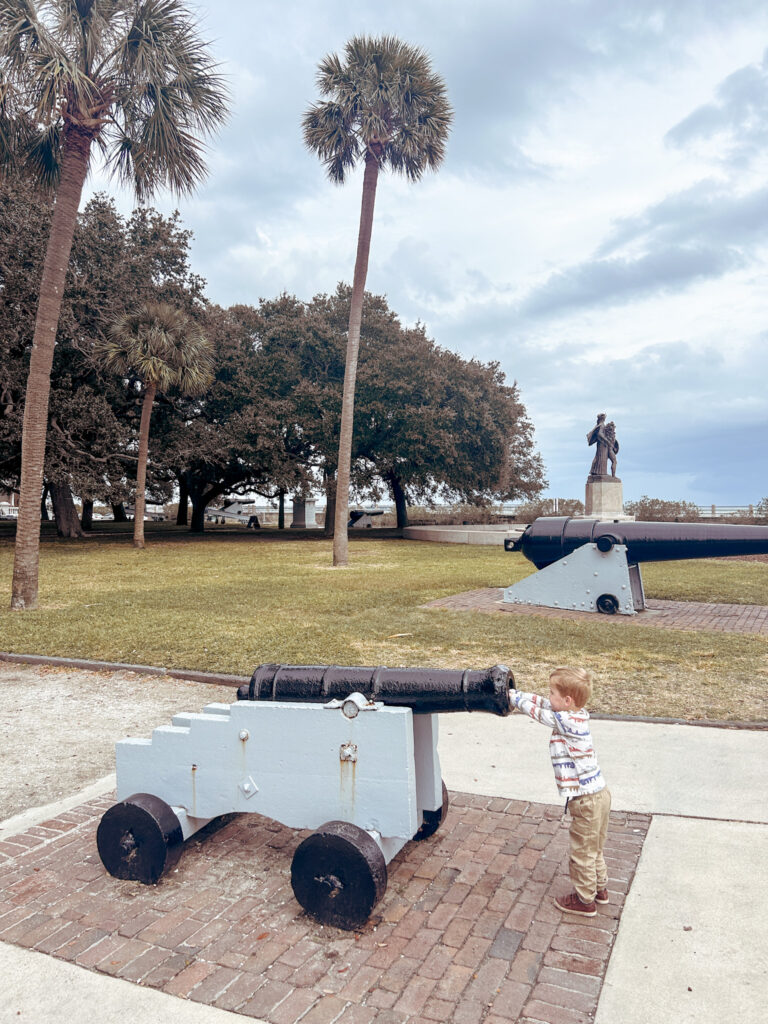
left=406, top=503, right=494, bottom=525
left=513, top=498, right=585, bottom=520
left=623, top=496, right=700, bottom=522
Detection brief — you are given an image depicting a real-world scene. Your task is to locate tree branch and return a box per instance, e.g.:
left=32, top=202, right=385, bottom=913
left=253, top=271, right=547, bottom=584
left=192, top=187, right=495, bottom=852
left=49, top=416, right=138, bottom=464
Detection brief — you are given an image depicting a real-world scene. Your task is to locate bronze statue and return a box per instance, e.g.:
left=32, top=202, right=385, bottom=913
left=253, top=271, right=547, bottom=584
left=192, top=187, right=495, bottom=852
left=587, top=414, right=619, bottom=478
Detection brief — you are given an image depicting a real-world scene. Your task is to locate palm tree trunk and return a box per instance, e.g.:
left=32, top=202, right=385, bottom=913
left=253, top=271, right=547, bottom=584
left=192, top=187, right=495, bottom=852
left=10, top=129, right=92, bottom=609
left=333, top=150, right=379, bottom=566
left=133, top=382, right=156, bottom=549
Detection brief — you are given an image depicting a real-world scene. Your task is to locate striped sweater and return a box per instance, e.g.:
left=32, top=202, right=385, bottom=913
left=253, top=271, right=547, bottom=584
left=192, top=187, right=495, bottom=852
left=511, top=690, right=606, bottom=799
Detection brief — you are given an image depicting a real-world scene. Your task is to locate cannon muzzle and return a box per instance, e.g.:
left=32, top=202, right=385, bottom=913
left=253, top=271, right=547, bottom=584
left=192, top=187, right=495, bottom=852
left=238, top=663, right=514, bottom=715
left=510, top=516, right=768, bottom=569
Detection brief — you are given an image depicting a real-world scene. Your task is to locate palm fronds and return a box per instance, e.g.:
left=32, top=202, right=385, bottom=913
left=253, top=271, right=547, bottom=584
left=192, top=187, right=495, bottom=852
left=102, top=300, right=214, bottom=397
left=303, top=34, right=452, bottom=184
left=0, top=0, right=229, bottom=198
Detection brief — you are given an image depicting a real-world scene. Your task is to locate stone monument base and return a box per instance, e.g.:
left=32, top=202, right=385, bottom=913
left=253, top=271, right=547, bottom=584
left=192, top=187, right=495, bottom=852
left=584, top=476, right=631, bottom=519
left=290, top=498, right=318, bottom=529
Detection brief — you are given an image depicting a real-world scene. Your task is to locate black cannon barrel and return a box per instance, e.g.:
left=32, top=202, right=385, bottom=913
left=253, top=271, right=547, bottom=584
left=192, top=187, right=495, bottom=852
left=238, top=663, right=514, bottom=716
left=508, top=516, right=768, bottom=569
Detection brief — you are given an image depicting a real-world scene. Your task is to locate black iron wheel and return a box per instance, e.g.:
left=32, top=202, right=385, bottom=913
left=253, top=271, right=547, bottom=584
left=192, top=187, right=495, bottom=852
left=291, top=821, right=387, bottom=930
left=413, top=780, right=449, bottom=841
left=596, top=593, right=619, bottom=615
left=97, top=793, right=183, bottom=884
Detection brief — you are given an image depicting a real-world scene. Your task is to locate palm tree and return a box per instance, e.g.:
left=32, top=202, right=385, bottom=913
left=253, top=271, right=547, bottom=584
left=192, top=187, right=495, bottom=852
left=99, top=301, right=213, bottom=548
left=2, top=0, right=228, bottom=608
left=303, top=35, right=452, bottom=566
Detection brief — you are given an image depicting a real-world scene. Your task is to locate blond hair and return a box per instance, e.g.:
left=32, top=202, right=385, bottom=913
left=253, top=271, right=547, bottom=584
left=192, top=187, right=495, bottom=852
left=550, top=667, right=592, bottom=709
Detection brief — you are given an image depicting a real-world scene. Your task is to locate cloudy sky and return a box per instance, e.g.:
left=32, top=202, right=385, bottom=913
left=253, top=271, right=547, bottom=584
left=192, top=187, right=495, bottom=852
left=90, top=0, right=768, bottom=505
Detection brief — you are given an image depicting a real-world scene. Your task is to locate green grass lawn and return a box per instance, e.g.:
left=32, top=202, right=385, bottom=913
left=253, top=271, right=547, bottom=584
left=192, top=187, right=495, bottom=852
left=1, top=529, right=766, bottom=722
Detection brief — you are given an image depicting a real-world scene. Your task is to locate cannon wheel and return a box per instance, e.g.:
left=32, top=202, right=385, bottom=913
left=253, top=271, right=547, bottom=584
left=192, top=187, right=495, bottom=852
left=413, top=780, right=449, bottom=841
left=596, top=593, right=620, bottom=615
left=97, top=793, right=183, bottom=885
left=291, top=821, right=387, bottom=930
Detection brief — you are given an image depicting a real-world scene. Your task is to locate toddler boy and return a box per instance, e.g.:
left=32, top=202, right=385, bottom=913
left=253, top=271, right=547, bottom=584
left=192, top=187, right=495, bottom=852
left=512, top=667, right=611, bottom=916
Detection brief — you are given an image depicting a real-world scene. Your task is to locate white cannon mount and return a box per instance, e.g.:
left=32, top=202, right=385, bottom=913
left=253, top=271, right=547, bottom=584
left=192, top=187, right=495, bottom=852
left=97, top=693, right=448, bottom=929
left=503, top=541, right=646, bottom=615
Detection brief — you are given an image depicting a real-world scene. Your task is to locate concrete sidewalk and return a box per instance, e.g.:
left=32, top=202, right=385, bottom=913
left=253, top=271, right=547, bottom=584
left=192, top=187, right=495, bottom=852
left=2, top=709, right=767, bottom=1023
left=443, top=714, right=768, bottom=1024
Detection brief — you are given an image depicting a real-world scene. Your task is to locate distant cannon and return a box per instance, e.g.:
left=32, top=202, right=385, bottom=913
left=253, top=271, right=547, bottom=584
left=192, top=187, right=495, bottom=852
left=348, top=509, right=385, bottom=528
left=97, top=663, right=513, bottom=930
left=503, top=516, right=768, bottom=615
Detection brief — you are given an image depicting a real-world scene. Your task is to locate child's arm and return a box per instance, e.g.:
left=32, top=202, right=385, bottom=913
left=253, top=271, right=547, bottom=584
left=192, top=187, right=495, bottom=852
left=511, top=690, right=560, bottom=729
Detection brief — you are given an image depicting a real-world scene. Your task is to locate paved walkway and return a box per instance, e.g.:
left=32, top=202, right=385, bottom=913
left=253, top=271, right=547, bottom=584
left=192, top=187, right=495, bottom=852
left=0, top=790, right=648, bottom=1024
left=425, top=589, right=768, bottom=634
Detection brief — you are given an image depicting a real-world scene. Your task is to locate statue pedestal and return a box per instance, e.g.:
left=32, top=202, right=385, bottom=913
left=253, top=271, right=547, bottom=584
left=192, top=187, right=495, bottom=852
left=290, top=498, right=318, bottom=529
left=585, top=476, right=627, bottom=519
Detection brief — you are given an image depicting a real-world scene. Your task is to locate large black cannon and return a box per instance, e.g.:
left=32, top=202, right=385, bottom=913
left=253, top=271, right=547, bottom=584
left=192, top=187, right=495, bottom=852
left=98, top=663, right=514, bottom=929
left=237, top=662, right=514, bottom=715
left=504, top=516, right=768, bottom=614
left=507, top=516, right=768, bottom=568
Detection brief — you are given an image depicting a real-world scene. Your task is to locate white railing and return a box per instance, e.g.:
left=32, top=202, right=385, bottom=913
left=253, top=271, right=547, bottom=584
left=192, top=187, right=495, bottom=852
left=695, top=505, right=760, bottom=518
left=496, top=502, right=763, bottom=518
left=206, top=499, right=765, bottom=523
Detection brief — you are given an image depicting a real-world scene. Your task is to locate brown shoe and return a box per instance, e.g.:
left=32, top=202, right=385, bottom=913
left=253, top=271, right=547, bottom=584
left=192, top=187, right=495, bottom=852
left=595, top=888, right=609, bottom=904
left=554, top=892, right=596, bottom=917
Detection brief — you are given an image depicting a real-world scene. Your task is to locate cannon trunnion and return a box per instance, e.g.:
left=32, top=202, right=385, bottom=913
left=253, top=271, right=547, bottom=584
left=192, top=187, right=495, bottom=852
left=504, top=516, right=768, bottom=615
left=97, top=664, right=513, bottom=929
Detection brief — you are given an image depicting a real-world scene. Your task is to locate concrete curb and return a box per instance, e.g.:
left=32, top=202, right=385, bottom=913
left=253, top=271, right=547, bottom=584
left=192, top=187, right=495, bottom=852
left=588, top=711, right=768, bottom=730
left=0, top=774, right=116, bottom=840
left=0, top=941, right=260, bottom=1024
left=0, top=650, right=244, bottom=689
left=403, top=524, right=524, bottom=545
left=1, top=651, right=766, bottom=731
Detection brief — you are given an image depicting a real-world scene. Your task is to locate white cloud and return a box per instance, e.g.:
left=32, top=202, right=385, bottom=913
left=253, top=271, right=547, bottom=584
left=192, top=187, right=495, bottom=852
left=82, top=0, right=768, bottom=504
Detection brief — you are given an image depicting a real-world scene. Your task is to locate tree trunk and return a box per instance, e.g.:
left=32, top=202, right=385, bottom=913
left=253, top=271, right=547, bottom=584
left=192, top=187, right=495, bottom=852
left=389, top=474, right=409, bottom=528
left=333, top=149, right=380, bottom=567
left=133, top=381, right=156, bottom=549
left=11, top=129, right=92, bottom=609
left=81, top=498, right=94, bottom=531
left=324, top=471, right=336, bottom=537
left=190, top=493, right=207, bottom=533
left=40, top=483, right=50, bottom=521
left=278, top=488, right=285, bottom=529
left=187, top=481, right=223, bottom=534
left=176, top=475, right=189, bottom=526
left=112, top=502, right=128, bottom=522
left=49, top=481, right=84, bottom=539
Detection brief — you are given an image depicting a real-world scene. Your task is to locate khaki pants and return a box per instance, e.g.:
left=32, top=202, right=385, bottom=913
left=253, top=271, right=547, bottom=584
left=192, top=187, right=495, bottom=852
left=568, top=788, right=611, bottom=903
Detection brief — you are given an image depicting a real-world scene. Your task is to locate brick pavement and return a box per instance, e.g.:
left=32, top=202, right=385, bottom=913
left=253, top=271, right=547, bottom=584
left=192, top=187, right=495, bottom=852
left=425, top=589, right=768, bottom=634
left=0, top=792, right=650, bottom=1024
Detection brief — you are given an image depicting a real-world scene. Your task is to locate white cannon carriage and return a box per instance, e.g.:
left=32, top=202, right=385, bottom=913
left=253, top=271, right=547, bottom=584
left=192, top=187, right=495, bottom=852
left=97, top=663, right=513, bottom=929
